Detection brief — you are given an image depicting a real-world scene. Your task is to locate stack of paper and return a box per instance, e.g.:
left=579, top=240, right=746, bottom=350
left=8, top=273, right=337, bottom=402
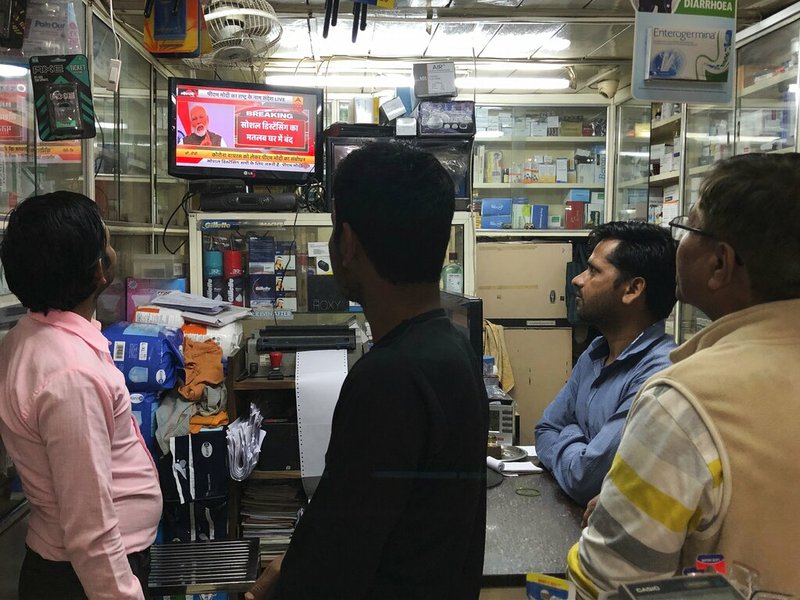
left=487, top=456, right=543, bottom=475
left=241, top=481, right=305, bottom=563
left=152, top=291, right=252, bottom=326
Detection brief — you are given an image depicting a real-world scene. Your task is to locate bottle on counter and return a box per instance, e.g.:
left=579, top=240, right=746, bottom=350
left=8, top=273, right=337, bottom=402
left=441, top=252, right=464, bottom=293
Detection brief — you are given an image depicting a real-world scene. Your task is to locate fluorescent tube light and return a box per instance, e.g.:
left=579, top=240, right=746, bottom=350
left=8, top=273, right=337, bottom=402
left=0, top=64, right=28, bottom=78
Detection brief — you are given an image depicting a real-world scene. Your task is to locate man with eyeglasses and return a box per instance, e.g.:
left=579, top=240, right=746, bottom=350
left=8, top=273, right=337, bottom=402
left=568, top=153, right=800, bottom=598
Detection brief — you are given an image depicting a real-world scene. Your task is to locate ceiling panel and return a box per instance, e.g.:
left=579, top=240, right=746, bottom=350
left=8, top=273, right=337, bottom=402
left=480, top=23, right=567, bottom=59
left=425, top=22, right=501, bottom=57
left=549, top=23, right=633, bottom=59
left=106, top=0, right=800, bottom=84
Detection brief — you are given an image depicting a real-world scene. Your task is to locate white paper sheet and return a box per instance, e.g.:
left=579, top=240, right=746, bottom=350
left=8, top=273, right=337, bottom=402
left=487, top=456, right=543, bottom=475
left=295, top=349, right=348, bottom=498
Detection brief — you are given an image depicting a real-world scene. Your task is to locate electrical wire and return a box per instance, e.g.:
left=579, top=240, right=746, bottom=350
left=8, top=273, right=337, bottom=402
left=161, top=190, right=195, bottom=254
left=107, top=0, right=122, bottom=60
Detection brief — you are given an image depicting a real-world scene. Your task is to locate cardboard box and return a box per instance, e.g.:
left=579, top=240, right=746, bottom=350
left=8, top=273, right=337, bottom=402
left=564, top=188, right=591, bottom=203
left=413, top=62, right=456, bottom=98
left=418, top=100, right=475, bottom=136
left=481, top=214, right=513, bottom=229
left=576, top=163, right=596, bottom=184
left=481, top=197, right=513, bottom=216
left=564, top=201, right=585, bottom=230
left=559, top=121, right=583, bottom=136
left=476, top=242, right=571, bottom=319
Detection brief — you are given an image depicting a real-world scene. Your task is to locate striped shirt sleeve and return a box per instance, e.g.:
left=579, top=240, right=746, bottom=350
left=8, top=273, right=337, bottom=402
left=567, top=384, right=724, bottom=597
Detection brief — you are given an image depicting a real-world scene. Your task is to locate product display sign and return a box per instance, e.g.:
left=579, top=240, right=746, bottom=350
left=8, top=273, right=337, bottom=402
left=632, top=0, right=737, bottom=103
left=29, top=53, right=96, bottom=141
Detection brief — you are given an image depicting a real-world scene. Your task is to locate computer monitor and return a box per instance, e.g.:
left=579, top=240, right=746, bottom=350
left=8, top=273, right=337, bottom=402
left=439, top=290, right=483, bottom=377
left=168, top=77, right=324, bottom=187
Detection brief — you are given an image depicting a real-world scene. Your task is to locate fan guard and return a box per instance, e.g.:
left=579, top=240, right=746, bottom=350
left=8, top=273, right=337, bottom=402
left=183, top=0, right=282, bottom=69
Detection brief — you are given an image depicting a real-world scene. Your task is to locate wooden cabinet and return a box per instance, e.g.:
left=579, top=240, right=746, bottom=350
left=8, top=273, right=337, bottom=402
left=226, top=348, right=305, bottom=566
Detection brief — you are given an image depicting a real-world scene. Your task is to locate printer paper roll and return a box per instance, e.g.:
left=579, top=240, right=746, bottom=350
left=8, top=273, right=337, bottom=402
left=295, top=349, right=348, bottom=499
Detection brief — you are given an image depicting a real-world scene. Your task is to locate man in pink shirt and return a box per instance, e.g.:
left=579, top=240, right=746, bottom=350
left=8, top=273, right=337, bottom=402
left=0, top=191, right=162, bottom=600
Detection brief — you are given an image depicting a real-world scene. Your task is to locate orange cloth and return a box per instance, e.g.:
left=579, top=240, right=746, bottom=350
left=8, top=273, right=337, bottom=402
left=189, top=410, right=229, bottom=433
left=178, top=337, right=224, bottom=401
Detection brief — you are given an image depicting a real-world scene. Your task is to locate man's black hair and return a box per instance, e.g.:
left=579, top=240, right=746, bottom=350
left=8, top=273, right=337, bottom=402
left=1, top=191, right=107, bottom=313
left=587, top=221, right=677, bottom=320
left=332, top=141, right=455, bottom=284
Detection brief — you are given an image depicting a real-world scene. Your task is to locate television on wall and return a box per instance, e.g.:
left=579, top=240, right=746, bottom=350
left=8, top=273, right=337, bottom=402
left=167, top=77, right=324, bottom=186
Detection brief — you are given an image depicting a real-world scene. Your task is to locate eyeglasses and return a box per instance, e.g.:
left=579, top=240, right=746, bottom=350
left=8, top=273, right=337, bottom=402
left=669, top=215, right=718, bottom=242
left=669, top=215, right=745, bottom=265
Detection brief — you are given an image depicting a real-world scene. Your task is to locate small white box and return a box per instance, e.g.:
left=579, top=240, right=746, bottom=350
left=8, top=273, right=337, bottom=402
left=555, top=158, right=569, bottom=183
left=413, top=62, right=456, bottom=97
left=396, top=117, right=417, bottom=136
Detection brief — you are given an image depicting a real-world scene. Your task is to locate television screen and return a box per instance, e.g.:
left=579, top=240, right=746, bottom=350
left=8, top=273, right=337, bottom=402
left=325, top=136, right=472, bottom=210
left=168, top=77, right=323, bottom=186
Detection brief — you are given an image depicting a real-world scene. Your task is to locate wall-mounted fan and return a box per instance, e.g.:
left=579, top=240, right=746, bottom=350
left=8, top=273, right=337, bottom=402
left=183, top=0, right=282, bottom=69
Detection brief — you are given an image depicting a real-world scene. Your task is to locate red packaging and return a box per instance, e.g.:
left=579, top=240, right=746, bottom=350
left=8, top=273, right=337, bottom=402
left=223, top=250, right=243, bottom=278
left=565, top=201, right=585, bottom=230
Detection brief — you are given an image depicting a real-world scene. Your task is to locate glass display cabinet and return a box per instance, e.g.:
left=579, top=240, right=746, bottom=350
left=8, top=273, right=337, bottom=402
left=472, top=103, right=608, bottom=234
left=188, top=212, right=476, bottom=318
left=614, top=101, right=651, bottom=222
left=735, top=5, right=800, bottom=157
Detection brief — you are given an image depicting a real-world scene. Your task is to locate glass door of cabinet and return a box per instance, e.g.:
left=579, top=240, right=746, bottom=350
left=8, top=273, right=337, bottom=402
left=614, top=102, right=650, bottom=222
left=473, top=104, right=608, bottom=232
left=188, top=212, right=476, bottom=318
left=735, top=18, right=800, bottom=155
left=647, top=102, right=683, bottom=227
left=154, top=72, right=190, bottom=256
left=683, top=107, right=734, bottom=209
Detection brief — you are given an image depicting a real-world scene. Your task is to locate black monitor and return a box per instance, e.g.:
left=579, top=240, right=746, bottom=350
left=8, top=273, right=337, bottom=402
left=439, top=290, right=483, bottom=377
left=167, top=77, right=324, bottom=187
left=325, top=136, right=472, bottom=211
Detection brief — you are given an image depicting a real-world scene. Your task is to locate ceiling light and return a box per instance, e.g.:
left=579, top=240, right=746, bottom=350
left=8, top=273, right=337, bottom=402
left=0, top=64, right=28, bottom=78
left=265, top=74, right=414, bottom=88
left=543, top=37, right=571, bottom=51
left=456, top=76, right=571, bottom=90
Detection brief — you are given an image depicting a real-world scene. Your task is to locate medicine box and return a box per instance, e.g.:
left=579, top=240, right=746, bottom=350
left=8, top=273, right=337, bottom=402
left=564, top=188, right=591, bottom=203
left=481, top=197, right=513, bottom=216
left=481, top=214, right=513, bottom=229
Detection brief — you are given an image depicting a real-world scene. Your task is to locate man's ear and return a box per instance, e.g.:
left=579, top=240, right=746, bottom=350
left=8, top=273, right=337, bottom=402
left=620, top=276, right=646, bottom=306
left=338, top=222, right=361, bottom=265
left=708, top=241, right=739, bottom=291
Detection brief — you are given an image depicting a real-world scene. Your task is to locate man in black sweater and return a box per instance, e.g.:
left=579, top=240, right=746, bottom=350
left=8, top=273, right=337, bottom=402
left=247, top=142, right=488, bottom=599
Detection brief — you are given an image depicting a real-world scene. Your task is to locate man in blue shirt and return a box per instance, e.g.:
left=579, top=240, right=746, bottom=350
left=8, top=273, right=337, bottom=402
left=535, top=221, right=677, bottom=506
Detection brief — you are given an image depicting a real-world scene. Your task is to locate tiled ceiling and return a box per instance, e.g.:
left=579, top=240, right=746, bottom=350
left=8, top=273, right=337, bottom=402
left=112, top=0, right=796, bottom=93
